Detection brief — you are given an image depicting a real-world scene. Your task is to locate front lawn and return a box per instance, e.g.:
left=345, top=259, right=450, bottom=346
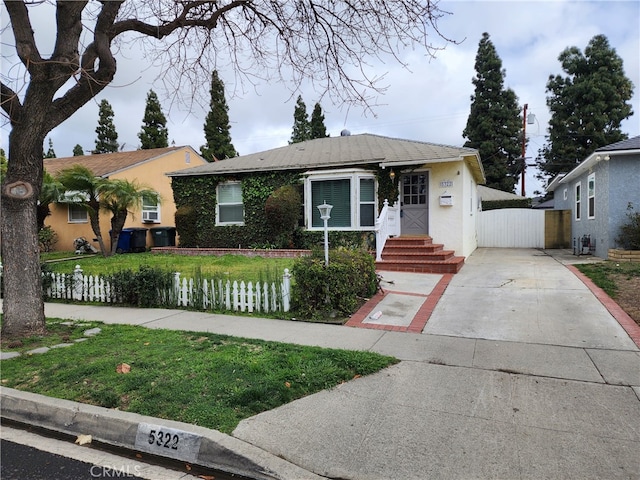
left=42, top=251, right=296, bottom=284
left=0, top=318, right=397, bottom=434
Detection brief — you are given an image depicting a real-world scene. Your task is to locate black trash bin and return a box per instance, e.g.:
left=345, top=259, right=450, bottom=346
left=128, top=228, right=148, bottom=253
left=150, top=226, right=177, bottom=247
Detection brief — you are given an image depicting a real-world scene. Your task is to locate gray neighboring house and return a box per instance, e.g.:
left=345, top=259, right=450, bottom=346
left=547, top=136, right=640, bottom=258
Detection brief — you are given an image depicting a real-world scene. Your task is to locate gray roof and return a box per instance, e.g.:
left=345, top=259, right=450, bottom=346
left=168, top=133, right=484, bottom=182
left=550, top=135, right=640, bottom=187
left=596, top=135, right=640, bottom=152
left=478, top=185, right=524, bottom=201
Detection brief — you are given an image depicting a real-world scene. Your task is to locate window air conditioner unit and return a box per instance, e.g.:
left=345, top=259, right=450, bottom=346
left=142, top=211, right=159, bottom=222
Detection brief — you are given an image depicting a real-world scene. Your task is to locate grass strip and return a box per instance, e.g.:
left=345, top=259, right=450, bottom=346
left=575, top=261, right=640, bottom=298
left=0, top=318, right=397, bottom=434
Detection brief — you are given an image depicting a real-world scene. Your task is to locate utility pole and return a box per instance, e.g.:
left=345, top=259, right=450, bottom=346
left=521, top=103, right=528, bottom=197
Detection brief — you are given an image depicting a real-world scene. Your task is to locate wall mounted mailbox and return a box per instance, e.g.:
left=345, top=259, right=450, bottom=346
left=439, top=194, right=453, bottom=206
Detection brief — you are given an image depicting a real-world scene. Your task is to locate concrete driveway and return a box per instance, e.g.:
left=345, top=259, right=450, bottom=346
left=234, top=248, right=640, bottom=479
left=424, top=248, right=637, bottom=349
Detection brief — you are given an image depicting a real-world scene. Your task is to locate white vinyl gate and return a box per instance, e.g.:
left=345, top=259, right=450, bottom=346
left=477, top=208, right=545, bottom=248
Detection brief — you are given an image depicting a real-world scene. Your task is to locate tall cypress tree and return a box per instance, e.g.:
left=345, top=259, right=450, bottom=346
left=289, top=95, right=310, bottom=144
left=94, top=99, right=119, bottom=154
left=200, top=70, right=237, bottom=161
left=138, top=90, right=169, bottom=149
left=73, top=144, right=84, bottom=156
left=537, top=35, right=634, bottom=179
left=44, top=138, right=56, bottom=158
left=463, top=33, right=522, bottom=193
left=310, top=103, right=329, bottom=139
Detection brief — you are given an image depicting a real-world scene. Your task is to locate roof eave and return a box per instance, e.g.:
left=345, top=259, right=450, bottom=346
left=169, top=158, right=387, bottom=177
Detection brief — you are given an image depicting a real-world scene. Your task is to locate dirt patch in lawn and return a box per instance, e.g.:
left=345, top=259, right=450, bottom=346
left=611, top=274, right=640, bottom=327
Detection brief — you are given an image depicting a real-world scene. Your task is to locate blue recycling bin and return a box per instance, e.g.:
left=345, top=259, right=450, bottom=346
left=114, top=229, right=133, bottom=253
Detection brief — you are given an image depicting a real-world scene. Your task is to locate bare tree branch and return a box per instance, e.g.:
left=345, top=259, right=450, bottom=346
left=1, top=81, right=22, bottom=126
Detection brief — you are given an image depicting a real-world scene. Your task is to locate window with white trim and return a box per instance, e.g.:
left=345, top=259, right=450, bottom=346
left=68, top=204, right=88, bottom=223
left=359, top=178, right=376, bottom=227
left=142, top=196, right=161, bottom=223
left=587, top=173, right=595, bottom=219
left=307, top=170, right=377, bottom=229
left=575, top=182, right=581, bottom=221
left=217, top=182, right=244, bottom=225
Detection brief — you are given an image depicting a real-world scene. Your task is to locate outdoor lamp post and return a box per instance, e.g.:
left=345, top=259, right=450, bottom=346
left=317, top=201, right=333, bottom=266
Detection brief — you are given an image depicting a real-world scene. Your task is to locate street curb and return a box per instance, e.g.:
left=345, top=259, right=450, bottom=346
left=0, top=386, right=324, bottom=480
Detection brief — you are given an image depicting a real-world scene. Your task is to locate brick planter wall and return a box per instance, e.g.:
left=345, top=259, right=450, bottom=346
left=151, top=247, right=312, bottom=258
left=608, top=249, right=640, bottom=263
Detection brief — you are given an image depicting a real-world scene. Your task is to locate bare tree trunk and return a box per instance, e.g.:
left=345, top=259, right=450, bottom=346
left=1, top=126, right=46, bottom=338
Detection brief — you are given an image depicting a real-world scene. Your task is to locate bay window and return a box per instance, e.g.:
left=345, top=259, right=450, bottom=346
left=307, top=170, right=377, bottom=229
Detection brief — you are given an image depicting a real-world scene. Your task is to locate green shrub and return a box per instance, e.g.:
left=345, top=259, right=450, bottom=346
left=174, top=205, right=198, bottom=246
left=40, top=262, right=54, bottom=297
left=292, top=230, right=373, bottom=250
left=264, top=185, right=302, bottom=248
left=291, top=248, right=377, bottom=320
left=616, top=203, right=640, bottom=250
left=481, top=198, right=532, bottom=211
left=106, top=266, right=174, bottom=307
left=38, top=226, right=58, bottom=252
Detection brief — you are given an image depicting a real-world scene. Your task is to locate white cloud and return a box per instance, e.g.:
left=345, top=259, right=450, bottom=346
left=2, top=1, right=638, bottom=196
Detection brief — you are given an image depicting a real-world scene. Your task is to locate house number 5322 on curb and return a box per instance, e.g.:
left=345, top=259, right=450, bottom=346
left=148, top=429, right=179, bottom=449
left=135, top=423, right=202, bottom=463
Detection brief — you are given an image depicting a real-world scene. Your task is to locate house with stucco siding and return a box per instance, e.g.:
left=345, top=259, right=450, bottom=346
left=547, top=136, right=640, bottom=258
left=43, top=146, right=208, bottom=252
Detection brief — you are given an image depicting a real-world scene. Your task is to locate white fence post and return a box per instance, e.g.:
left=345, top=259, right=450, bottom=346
left=282, top=268, right=291, bottom=312
left=73, top=265, right=83, bottom=301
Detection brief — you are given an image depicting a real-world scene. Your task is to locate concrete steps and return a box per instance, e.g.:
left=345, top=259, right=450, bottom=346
left=375, top=236, right=465, bottom=274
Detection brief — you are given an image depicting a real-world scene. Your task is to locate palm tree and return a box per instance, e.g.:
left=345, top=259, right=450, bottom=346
left=56, top=165, right=109, bottom=255
left=38, top=171, right=64, bottom=231
left=99, top=179, right=160, bottom=255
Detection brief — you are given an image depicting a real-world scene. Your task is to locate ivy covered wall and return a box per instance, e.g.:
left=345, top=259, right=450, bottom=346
left=172, top=167, right=395, bottom=249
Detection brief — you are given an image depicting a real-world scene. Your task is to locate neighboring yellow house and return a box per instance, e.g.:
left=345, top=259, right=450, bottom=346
left=43, top=146, right=208, bottom=252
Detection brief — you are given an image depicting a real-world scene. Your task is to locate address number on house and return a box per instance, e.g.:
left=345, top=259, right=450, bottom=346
left=134, top=423, right=202, bottom=463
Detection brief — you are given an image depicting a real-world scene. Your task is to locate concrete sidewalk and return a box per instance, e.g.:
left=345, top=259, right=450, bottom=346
left=2, top=248, right=640, bottom=479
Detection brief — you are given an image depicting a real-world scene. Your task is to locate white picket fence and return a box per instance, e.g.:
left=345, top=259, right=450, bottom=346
left=45, top=266, right=291, bottom=313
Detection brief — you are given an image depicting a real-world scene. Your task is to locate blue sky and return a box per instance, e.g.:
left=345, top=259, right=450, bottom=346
left=2, top=1, right=639, bottom=196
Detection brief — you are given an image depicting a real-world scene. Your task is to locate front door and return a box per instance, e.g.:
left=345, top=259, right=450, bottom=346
left=400, top=172, right=429, bottom=235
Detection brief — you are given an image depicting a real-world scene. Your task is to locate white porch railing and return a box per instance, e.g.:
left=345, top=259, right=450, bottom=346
left=374, top=199, right=401, bottom=260
left=44, top=266, right=291, bottom=313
